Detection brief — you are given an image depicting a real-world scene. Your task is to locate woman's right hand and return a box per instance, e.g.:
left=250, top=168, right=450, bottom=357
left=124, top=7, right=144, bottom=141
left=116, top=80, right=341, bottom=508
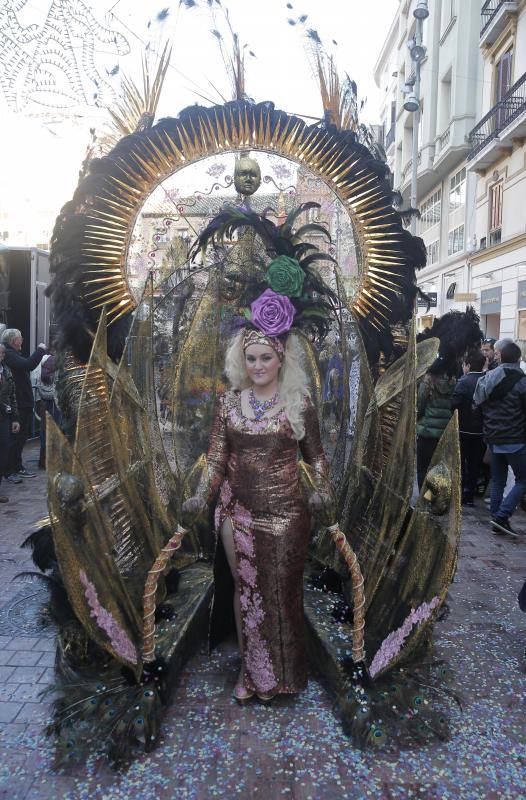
left=182, top=496, right=205, bottom=515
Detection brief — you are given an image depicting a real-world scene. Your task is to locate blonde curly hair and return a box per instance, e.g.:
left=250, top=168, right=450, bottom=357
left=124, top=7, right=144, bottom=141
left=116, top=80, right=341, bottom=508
left=224, top=330, right=310, bottom=440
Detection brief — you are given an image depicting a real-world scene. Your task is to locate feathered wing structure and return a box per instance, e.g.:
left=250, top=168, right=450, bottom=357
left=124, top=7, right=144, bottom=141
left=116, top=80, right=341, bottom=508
left=81, top=43, right=172, bottom=167
left=106, top=43, right=172, bottom=145
left=40, top=298, right=213, bottom=764
left=306, top=319, right=462, bottom=747
left=46, top=416, right=143, bottom=679
left=316, top=55, right=358, bottom=132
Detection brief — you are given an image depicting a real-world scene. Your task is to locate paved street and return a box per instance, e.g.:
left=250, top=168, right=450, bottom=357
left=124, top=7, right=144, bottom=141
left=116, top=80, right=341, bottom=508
left=0, top=441, right=525, bottom=799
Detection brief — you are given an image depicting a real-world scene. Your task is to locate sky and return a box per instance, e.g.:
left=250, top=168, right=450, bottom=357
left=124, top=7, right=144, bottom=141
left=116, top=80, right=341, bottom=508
left=0, top=0, right=399, bottom=246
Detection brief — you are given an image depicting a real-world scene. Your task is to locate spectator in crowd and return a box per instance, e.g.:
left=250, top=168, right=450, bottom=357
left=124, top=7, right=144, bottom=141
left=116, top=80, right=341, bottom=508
left=1, top=329, right=47, bottom=482
left=34, top=352, right=60, bottom=469
left=0, top=343, right=20, bottom=502
left=516, top=339, right=526, bottom=373
left=492, top=337, right=517, bottom=367
left=473, top=340, right=526, bottom=537
left=481, top=338, right=497, bottom=371
left=416, top=356, right=457, bottom=490
left=451, top=349, right=486, bottom=506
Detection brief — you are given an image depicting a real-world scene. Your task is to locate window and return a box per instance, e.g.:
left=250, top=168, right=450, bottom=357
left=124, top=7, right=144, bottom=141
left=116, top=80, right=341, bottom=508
left=449, top=167, right=466, bottom=211
left=489, top=181, right=503, bottom=246
left=439, top=74, right=452, bottom=133
left=495, top=49, right=513, bottom=105
left=419, top=190, right=441, bottom=233
left=448, top=224, right=464, bottom=256
left=441, top=0, right=455, bottom=33
left=426, top=239, right=439, bottom=265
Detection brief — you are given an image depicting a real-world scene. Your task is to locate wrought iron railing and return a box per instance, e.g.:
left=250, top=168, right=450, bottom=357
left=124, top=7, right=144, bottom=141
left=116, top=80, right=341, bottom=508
left=468, top=71, right=526, bottom=160
left=385, top=124, right=395, bottom=149
left=481, top=0, right=510, bottom=36
left=435, top=125, right=451, bottom=157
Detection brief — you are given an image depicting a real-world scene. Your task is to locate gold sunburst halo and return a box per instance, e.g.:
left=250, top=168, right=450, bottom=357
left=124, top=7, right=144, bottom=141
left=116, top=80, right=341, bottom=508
left=81, top=103, right=407, bottom=325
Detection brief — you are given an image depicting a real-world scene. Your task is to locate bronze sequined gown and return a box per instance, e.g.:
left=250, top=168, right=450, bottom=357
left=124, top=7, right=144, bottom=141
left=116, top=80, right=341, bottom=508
left=204, top=389, right=326, bottom=697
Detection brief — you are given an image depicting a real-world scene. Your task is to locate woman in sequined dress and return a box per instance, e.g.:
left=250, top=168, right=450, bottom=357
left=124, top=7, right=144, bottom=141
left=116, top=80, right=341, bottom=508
left=184, top=327, right=327, bottom=703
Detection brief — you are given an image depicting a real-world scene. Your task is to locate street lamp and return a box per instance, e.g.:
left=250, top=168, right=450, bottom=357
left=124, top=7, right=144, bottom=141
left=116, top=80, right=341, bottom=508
left=413, top=0, right=430, bottom=19
left=405, top=0, right=428, bottom=234
left=403, top=92, right=419, bottom=113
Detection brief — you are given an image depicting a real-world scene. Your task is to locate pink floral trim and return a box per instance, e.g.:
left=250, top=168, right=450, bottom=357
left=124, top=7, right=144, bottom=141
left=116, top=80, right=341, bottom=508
left=239, top=587, right=276, bottom=692
left=220, top=480, right=233, bottom=507
left=233, top=527, right=255, bottom=558
left=79, top=570, right=138, bottom=664
left=238, top=558, right=257, bottom=587
left=369, top=596, right=440, bottom=678
left=215, top=489, right=277, bottom=694
left=232, top=502, right=252, bottom=532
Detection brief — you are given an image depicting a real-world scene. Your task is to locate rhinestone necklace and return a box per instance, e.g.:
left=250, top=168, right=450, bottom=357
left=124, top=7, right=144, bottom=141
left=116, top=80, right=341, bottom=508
left=248, top=387, right=280, bottom=420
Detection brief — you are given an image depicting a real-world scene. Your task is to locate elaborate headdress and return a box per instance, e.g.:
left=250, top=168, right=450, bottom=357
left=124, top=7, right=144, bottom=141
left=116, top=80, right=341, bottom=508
left=242, top=328, right=285, bottom=360
left=190, top=201, right=337, bottom=342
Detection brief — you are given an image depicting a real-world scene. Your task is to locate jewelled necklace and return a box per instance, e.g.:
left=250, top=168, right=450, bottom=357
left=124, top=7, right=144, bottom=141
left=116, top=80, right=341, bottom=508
left=248, top=388, right=280, bottom=420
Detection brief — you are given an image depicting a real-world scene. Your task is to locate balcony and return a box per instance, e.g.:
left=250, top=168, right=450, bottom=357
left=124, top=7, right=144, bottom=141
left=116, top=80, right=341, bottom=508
left=385, top=124, right=396, bottom=150
left=401, top=151, right=422, bottom=183
left=467, top=71, right=526, bottom=170
left=480, top=1, right=517, bottom=46
left=434, top=125, right=451, bottom=158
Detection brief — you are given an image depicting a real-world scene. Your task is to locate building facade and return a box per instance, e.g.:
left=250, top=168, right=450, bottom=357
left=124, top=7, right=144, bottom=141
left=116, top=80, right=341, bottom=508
left=467, top=0, right=526, bottom=341
left=374, top=0, right=484, bottom=330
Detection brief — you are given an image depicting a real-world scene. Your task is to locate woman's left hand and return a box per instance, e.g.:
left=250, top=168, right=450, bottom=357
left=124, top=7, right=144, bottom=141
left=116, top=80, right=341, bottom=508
left=11, top=422, right=20, bottom=434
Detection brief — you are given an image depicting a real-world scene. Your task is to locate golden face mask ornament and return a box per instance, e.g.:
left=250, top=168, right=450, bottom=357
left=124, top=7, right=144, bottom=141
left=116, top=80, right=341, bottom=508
left=234, top=156, right=262, bottom=197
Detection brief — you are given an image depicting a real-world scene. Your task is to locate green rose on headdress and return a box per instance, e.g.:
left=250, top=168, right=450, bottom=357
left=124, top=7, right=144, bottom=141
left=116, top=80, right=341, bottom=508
left=266, top=255, right=305, bottom=299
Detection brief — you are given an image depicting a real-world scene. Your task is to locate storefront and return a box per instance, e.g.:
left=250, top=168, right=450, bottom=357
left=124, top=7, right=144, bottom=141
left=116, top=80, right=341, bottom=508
left=480, top=286, right=502, bottom=338
left=517, top=280, right=526, bottom=339
left=416, top=291, right=437, bottom=331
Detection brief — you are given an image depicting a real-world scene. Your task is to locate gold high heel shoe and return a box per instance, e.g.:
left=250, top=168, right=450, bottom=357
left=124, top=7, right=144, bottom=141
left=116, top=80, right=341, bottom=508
left=232, top=684, right=255, bottom=705
left=256, top=692, right=276, bottom=705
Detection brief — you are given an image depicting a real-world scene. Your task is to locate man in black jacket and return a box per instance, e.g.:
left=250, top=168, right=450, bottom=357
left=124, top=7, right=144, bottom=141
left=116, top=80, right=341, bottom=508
left=473, top=340, right=526, bottom=536
left=481, top=338, right=497, bottom=371
left=451, top=349, right=486, bottom=506
left=0, top=343, right=20, bottom=501
left=1, top=329, right=47, bottom=482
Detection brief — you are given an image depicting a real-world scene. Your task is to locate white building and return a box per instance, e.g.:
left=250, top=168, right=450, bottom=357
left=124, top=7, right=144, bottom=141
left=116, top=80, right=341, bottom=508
left=466, top=0, right=526, bottom=341
left=374, top=13, right=399, bottom=177
left=374, top=0, right=484, bottom=330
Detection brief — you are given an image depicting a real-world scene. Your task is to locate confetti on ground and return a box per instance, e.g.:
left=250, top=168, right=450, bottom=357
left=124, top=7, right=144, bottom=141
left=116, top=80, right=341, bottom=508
left=0, top=477, right=525, bottom=799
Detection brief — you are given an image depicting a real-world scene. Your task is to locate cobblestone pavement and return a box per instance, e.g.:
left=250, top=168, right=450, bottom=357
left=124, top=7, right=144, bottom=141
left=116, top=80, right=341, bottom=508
left=0, top=442, right=525, bottom=799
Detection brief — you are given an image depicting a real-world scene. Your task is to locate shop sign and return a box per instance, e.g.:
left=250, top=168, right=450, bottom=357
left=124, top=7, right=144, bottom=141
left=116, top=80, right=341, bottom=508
left=417, top=292, right=437, bottom=308
left=517, top=280, right=526, bottom=310
left=453, top=292, right=478, bottom=302
left=480, top=286, right=502, bottom=315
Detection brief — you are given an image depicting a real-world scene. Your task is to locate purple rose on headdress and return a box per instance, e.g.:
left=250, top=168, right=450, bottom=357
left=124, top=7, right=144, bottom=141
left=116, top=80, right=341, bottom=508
left=250, top=289, right=296, bottom=336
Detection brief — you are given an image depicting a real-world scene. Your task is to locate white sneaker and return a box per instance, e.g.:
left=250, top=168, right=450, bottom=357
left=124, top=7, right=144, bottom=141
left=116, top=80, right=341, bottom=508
left=484, top=497, right=491, bottom=504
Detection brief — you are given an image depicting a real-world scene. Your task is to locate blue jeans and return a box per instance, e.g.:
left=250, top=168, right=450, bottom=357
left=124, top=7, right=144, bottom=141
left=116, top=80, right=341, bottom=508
left=490, top=445, right=526, bottom=519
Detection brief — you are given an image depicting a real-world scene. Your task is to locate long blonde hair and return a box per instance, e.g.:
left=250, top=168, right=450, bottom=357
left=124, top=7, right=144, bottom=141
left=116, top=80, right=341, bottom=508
left=224, top=330, right=310, bottom=440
